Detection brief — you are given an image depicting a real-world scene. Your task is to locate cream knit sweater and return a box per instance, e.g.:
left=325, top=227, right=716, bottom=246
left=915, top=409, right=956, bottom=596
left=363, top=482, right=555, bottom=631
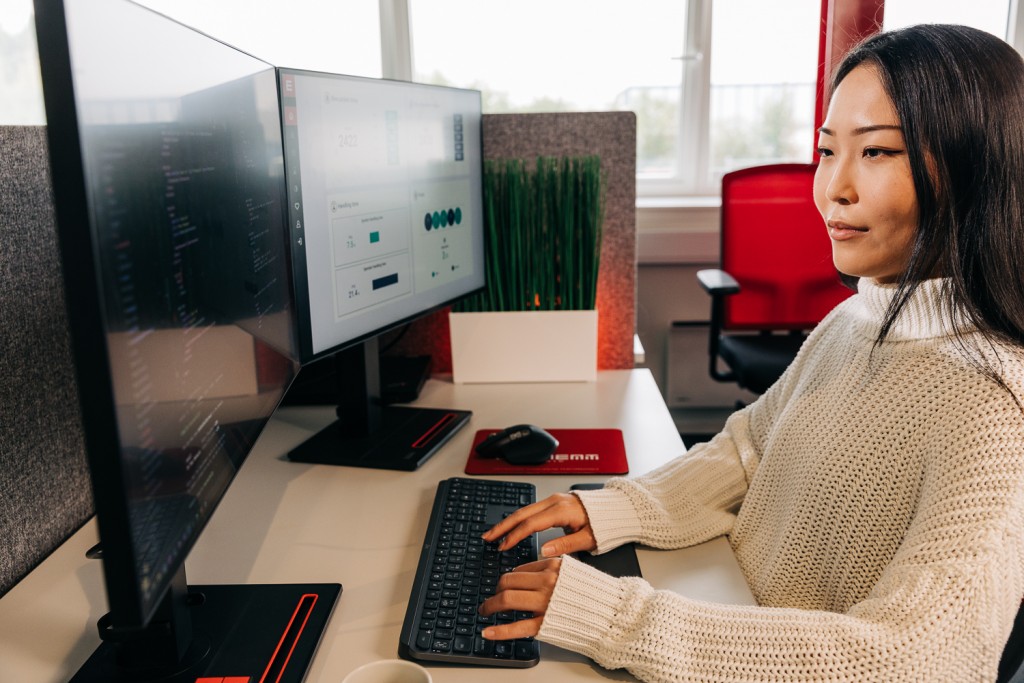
left=540, top=278, right=1024, bottom=682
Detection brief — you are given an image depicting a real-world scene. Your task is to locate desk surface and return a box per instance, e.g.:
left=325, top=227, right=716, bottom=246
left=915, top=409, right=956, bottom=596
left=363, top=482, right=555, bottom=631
left=0, top=369, right=754, bottom=682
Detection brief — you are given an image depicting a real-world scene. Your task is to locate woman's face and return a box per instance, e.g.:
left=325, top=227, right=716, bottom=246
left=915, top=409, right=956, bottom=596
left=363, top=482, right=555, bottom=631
left=813, top=64, right=919, bottom=284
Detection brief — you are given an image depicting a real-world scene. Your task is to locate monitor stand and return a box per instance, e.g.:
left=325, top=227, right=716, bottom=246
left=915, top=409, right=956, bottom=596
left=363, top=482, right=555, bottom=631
left=70, top=565, right=341, bottom=683
left=287, top=337, right=471, bottom=470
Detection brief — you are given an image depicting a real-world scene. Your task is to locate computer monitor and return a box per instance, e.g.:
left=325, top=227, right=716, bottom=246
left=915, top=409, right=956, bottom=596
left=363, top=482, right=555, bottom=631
left=277, top=69, right=486, bottom=470
left=34, top=0, right=339, bottom=680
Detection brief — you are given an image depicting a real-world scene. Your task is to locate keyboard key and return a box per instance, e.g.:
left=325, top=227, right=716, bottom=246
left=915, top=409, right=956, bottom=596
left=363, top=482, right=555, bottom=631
left=515, top=640, right=538, bottom=660
left=474, top=637, right=492, bottom=656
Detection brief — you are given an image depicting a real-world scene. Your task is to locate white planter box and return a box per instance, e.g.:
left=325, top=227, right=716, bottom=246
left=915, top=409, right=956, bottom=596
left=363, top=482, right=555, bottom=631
left=449, top=310, right=598, bottom=383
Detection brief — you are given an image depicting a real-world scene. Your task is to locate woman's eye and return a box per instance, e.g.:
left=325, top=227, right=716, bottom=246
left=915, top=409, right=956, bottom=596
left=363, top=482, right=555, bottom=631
left=863, top=147, right=901, bottom=158
left=816, top=147, right=833, bottom=157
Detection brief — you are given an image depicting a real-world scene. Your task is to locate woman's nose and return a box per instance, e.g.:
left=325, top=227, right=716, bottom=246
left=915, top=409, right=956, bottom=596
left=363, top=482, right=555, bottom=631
left=825, top=162, right=856, bottom=205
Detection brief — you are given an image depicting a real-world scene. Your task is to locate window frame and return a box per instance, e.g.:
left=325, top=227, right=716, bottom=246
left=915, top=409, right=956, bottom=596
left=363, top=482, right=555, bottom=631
left=387, top=0, right=1023, bottom=203
left=390, top=0, right=810, bottom=201
left=653, top=0, right=712, bottom=197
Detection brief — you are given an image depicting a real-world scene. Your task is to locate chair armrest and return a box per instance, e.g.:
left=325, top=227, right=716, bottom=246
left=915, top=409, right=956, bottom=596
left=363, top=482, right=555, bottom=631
left=697, top=269, right=741, bottom=296
left=696, top=269, right=739, bottom=384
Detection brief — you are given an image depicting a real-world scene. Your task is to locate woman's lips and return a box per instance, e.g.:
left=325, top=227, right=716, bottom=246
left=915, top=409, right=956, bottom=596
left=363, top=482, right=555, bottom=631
left=828, top=220, right=868, bottom=240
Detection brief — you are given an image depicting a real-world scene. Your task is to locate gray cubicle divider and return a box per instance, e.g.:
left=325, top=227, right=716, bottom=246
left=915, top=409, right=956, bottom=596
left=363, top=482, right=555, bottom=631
left=0, top=126, right=93, bottom=596
left=486, top=112, right=638, bottom=371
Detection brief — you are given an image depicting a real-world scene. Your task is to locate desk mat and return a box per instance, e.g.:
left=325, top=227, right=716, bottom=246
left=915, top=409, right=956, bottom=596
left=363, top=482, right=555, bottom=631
left=464, top=428, right=628, bottom=475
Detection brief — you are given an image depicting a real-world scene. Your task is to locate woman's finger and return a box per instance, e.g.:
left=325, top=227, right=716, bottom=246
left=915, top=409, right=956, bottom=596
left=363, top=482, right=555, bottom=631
left=478, top=588, right=552, bottom=616
left=501, top=558, right=561, bottom=582
left=481, top=616, right=544, bottom=641
left=485, top=495, right=589, bottom=550
left=479, top=559, right=561, bottom=615
left=481, top=496, right=563, bottom=541
left=539, top=528, right=597, bottom=557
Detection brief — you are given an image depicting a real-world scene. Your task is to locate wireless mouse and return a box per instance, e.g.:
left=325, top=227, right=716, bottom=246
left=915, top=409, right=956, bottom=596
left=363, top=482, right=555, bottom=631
left=475, top=424, right=559, bottom=465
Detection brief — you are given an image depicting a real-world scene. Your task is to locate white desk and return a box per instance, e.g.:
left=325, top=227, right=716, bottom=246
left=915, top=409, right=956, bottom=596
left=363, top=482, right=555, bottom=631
left=0, top=369, right=754, bottom=682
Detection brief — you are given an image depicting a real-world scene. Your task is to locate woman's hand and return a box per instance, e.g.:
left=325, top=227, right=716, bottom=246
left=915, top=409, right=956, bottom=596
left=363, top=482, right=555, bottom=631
left=478, top=559, right=562, bottom=640
left=482, top=492, right=597, bottom=558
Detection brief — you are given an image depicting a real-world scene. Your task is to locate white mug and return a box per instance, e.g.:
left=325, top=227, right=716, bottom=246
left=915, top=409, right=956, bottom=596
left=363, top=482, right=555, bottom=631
left=341, top=658, right=432, bottom=683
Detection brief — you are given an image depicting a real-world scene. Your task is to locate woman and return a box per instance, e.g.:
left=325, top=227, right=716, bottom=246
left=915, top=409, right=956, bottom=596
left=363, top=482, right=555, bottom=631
left=479, top=24, right=1024, bottom=682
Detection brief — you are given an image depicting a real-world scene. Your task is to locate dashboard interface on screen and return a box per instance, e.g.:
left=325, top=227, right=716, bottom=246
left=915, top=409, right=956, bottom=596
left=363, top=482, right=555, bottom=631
left=278, top=69, right=485, bottom=360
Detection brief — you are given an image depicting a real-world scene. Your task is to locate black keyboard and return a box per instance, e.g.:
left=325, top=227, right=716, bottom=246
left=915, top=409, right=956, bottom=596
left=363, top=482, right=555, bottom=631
left=399, top=477, right=540, bottom=667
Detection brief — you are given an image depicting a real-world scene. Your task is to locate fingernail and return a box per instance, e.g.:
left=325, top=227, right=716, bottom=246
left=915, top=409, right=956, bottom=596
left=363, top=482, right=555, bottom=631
left=541, top=545, right=554, bottom=557
left=482, top=628, right=494, bottom=639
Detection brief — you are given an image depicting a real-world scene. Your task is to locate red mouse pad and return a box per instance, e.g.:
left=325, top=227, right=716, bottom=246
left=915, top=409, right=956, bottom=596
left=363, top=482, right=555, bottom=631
left=465, top=428, right=629, bottom=475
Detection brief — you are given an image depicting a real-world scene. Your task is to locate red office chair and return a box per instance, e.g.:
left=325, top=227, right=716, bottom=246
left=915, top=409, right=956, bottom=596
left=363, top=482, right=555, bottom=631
left=697, top=163, right=852, bottom=394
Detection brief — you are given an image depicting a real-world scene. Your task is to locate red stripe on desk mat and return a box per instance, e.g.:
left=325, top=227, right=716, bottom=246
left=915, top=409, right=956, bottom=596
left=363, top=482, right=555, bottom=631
left=258, top=593, right=318, bottom=683
left=411, top=412, right=458, bottom=448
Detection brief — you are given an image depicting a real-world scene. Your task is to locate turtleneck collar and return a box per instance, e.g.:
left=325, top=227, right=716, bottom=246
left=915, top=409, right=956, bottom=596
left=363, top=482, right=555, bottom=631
left=850, top=278, right=973, bottom=341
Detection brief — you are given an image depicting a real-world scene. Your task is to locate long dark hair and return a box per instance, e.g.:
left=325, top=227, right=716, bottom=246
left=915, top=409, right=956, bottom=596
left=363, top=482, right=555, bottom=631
left=830, top=25, right=1024, bottom=387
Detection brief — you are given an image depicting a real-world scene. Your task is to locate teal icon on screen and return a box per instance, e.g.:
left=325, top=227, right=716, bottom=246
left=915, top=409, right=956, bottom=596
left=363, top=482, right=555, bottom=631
left=369, top=231, right=380, bottom=243
left=425, top=207, right=463, bottom=230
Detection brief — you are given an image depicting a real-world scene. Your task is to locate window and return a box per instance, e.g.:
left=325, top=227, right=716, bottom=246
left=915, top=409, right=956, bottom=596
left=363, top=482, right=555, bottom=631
left=0, top=0, right=382, bottom=127
left=409, top=0, right=821, bottom=196
left=707, top=1, right=819, bottom=190
left=136, top=0, right=381, bottom=77
left=883, top=0, right=1010, bottom=37
left=7, top=1, right=1019, bottom=195
left=0, top=0, right=44, bottom=125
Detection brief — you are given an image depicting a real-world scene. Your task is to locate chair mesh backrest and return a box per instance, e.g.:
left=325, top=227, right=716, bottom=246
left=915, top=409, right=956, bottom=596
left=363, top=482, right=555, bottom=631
left=721, top=163, right=853, bottom=330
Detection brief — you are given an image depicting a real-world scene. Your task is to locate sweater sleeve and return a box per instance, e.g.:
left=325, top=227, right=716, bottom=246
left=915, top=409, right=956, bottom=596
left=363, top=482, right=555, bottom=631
left=574, top=383, right=779, bottom=554
left=539, top=397, right=1024, bottom=682
left=540, top=543, right=1020, bottom=683
left=572, top=309, right=834, bottom=555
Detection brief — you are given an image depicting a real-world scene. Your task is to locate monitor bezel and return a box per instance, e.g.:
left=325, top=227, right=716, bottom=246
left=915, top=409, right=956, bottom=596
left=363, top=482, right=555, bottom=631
left=33, top=0, right=298, bottom=630
left=33, top=0, right=151, bottom=627
left=275, top=67, right=487, bottom=364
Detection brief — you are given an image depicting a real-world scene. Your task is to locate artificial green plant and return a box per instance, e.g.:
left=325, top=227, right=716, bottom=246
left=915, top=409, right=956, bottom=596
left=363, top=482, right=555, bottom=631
left=455, top=155, right=604, bottom=313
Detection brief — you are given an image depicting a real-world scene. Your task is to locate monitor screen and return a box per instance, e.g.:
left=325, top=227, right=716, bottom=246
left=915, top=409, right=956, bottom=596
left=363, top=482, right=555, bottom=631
left=278, top=69, right=485, bottom=362
left=35, top=0, right=338, bottom=679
